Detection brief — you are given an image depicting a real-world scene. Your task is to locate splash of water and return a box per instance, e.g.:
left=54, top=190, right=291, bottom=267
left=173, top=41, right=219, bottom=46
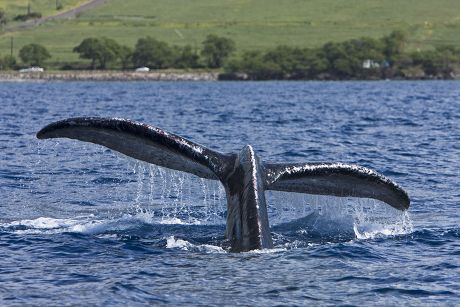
left=125, top=161, right=227, bottom=225
left=266, top=191, right=413, bottom=240
left=123, top=161, right=413, bottom=240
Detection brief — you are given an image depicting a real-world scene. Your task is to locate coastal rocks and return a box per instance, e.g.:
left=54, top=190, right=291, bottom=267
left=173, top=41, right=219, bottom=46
left=0, top=71, right=219, bottom=81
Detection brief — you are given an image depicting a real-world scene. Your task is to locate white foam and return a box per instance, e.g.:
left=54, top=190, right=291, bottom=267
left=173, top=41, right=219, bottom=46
left=160, top=216, right=204, bottom=225
left=2, top=212, right=152, bottom=235
left=246, top=247, right=287, bottom=254
left=3, top=216, right=94, bottom=234
left=165, top=236, right=225, bottom=253
left=6, top=216, right=83, bottom=230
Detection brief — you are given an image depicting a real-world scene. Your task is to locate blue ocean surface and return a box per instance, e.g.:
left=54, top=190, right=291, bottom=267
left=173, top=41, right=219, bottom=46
left=0, top=81, right=459, bottom=305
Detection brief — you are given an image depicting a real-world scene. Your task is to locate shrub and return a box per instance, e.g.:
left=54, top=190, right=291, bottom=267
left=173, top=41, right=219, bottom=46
left=174, top=45, right=201, bottom=68
left=411, top=46, right=460, bottom=76
left=382, top=30, right=407, bottom=65
left=132, top=37, right=175, bottom=69
left=201, top=34, right=235, bottom=68
left=19, top=43, right=51, bottom=66
left=14, top=12, right=42, bottom=22
left=118, top=45, right=133, bottom=70
left=73, top=37, right=124, bottom=69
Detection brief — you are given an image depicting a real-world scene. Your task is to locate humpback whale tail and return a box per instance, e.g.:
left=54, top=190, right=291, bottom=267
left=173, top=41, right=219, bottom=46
left=37, top=117, right=410, bottom=252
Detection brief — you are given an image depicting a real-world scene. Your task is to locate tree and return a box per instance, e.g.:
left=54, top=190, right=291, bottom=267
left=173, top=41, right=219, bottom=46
left=73, top=37, right=122, bottom=69
left=318, top=39, right=384, bottom=78
left=226, top=50, right=284, bottom=80
left=201, top=34, right=235, bottom=68
left=411, top=46, right=460, bottom=76
left=298, top=48, right=328, bottom=78
left=382, top=30, right=407, bottom=65
left=132, top=37, right=175, bottom=69
left=13, top=12, right=42, bottom=22
left=118, top=45, right=133, bottom=70
left=19, top=43, right=51, bottom=66
left=174, top=45, right=201, bottom=68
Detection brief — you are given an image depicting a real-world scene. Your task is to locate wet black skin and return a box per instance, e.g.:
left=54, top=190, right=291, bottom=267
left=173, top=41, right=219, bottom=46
left=223, top=145, right=273, bottom=251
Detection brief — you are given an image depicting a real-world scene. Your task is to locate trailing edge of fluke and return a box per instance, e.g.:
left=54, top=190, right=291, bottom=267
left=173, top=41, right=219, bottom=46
left=37, top=117, right=410, bottom=252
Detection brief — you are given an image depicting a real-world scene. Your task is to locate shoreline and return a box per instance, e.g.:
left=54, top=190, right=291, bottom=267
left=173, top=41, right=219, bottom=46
left=0, top=71, right=219, bottom=82
left=0, top=70, right=458, bottom=82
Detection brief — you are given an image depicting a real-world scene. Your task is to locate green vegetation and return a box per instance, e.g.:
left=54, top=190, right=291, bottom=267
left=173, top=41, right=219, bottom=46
left=2, top=30, right=460, bottom=80
left=0, top=0, right=460, bottom=79
left=410, top=46, right=460, bottom=76
left=73, top=37, right=126, bottom=69
left=224, top=31, right=460, bottom=80
left=132, top=37, right=175, bottom=69
left=13, top=12, right=42, bottom=22
left=71, top=35, right=226, bottom=70
left=19, top=43, right=50, bottom=66
left=2, top=0, right=460, bottom=64
left=201, top=34, right=235, bottom=68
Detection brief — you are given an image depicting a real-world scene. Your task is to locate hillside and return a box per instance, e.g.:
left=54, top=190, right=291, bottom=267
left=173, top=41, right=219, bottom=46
left=0, top=0, right=89, bottom=20
left=1, top=0, right=460, bottom=64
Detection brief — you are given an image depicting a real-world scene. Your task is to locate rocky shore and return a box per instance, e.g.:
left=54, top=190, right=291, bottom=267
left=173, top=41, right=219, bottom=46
left=1, top=70, right=458, bottom=82
left=0, top=71, right=219, bottom=82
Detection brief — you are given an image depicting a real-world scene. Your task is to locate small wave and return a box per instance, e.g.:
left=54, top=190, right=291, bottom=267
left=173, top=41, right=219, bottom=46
left=2, top=216, right=112, bottom=235
left=1, top=211, right=215, bottom=237
left=1, top=212, right=157, bottom=235
left=165, top=236, right=225, bottom=253
left=4, top=216, right=88, bottom=231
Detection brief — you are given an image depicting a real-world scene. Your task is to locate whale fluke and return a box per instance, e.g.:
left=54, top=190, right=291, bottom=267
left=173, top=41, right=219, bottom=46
left=264, top=162, right=410, bottom=210
left=37, top=117, right=410, bottom=252
left=37, top=117, right=234, bottom=180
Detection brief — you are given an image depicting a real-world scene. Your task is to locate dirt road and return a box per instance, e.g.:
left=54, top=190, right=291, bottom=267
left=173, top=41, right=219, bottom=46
left=4, top=0, right=109, bottom=32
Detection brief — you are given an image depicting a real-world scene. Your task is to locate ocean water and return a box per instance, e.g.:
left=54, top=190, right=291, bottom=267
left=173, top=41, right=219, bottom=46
left=0, top=81, right=459, bottom=305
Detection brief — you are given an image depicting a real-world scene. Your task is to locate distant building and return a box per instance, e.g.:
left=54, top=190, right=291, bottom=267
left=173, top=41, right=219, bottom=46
left=19, top=67, right=44, bottom=73
left=362, top=59, right=380, bottom=69
left=135, top=67, right=150, bottom=72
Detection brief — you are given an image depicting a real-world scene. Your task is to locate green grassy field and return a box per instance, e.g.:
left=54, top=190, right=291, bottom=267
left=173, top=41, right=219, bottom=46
left=1, top=0, right=460, bottom=63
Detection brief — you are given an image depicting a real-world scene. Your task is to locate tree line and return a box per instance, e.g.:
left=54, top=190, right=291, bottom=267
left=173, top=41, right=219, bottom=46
left=0, top=34, right=235, bottom=71
left=224, top=31, right=460, bottom=80
left=72, top=34, right=234, bottom=70
left=1, top=30, right=460, bottom=79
